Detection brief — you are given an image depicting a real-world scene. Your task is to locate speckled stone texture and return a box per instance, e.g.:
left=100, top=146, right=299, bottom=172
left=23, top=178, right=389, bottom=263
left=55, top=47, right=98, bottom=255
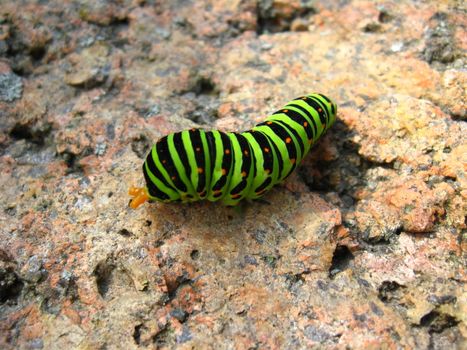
left=0, top=0, right=465, bottom=349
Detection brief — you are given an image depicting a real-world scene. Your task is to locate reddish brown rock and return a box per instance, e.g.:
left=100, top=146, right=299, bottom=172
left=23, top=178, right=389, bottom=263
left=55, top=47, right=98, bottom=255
left=0, top=0, right=465, bottom=349
left=63, top=43, right=111, bottom=88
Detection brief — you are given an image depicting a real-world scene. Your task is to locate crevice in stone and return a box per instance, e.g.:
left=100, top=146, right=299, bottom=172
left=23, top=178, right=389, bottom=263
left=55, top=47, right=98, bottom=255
left=329, top=245, right=354, bottom=279
left=283, top=271, right=309, bottom=290
left=62, top=151, right=85, bottom=174
left=9, top=121, right=53, bottom=146
left=422, top=12, right=461, bottom=67
left=178, top=75, right=220, bottom=125
left=131, top=134, right=151, bottom=159
left=191, top=77, right=217, bottom=96
left=93, top=259, right=116, bottom=298
left=166, top=275, right=192, bottom=301
left=133, top=324, right=143, bottom=345
left=256, top=0, right=317, bottom=34
left=378, top=9, right=394, bottom=23
left=152, top=324, right=171, bottom=347
left=0, top=267, right=24, bottom=304
left=377, top=280, right=405, bottom=302
left=190, top=250, right=200, bottom=260
left=420, top=310, right=460, bottom=334
left=118, top=228, right=133, bottom=237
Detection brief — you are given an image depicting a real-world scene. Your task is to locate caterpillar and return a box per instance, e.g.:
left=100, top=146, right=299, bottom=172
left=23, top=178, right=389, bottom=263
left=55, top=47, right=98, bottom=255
left=129, top=93, right=337, bottom=209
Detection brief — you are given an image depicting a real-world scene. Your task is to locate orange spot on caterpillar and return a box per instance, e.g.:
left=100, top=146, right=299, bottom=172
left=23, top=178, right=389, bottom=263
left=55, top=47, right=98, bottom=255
left=225, top=149, right=230, bottom=155
left=171, top=176, right=176, bottom=180
left=285, top=137, right=292, bottom=143
left=304, top=121, right=308, bottom=127
left=283, top=109, right=288, bottom=113
left=198, top=167, right=204, bottom=174
left=196, top=147, right=201, bottom=152
left=162, top=160, right=167, bottom=164
left=241, top=171, right=247, bottom=177
left=265, top=169, right=271, bottom=174
left=231, top=194, right=241, bottom=199
left=244, top=150, right=249, bottom=156
left=222, top=168, right=227, bottom=175
left=267, top=121, right=273, bottom=125
left=290, top=158, right=296, bottom=164
left=264, top=147, right=270, bottom=153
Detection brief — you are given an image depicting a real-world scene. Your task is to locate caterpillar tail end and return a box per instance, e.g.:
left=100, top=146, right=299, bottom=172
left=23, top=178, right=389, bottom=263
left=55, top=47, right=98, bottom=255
left=129, top=186, right=149, bottom=209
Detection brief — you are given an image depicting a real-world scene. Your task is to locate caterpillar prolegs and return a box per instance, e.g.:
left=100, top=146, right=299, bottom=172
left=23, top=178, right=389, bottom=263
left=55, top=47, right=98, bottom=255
left=129, top=93, right=337, bottom=209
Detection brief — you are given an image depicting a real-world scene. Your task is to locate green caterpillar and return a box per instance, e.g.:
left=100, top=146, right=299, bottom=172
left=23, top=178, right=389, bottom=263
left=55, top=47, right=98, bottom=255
left=129, top=93, right=337, bottom=208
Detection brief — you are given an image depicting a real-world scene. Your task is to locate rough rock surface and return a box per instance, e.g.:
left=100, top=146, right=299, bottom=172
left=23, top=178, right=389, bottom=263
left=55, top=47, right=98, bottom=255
left=0, top=1, right=465, bottom=349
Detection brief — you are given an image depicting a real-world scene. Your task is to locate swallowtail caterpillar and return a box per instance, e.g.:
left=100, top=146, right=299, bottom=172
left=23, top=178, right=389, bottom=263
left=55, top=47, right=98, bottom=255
left=129, top=93, right=337, bottom=208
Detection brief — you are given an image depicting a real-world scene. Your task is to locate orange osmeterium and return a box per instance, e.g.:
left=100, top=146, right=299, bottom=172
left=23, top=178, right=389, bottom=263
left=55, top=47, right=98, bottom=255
left=128, top=186, right=150, bottom=209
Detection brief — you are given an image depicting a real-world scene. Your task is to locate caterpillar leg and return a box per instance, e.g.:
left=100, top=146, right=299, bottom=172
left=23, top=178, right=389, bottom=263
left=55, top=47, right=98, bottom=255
left=129, top=186, right=149, bottom=209
left=229, top=200, right=250, bottom=216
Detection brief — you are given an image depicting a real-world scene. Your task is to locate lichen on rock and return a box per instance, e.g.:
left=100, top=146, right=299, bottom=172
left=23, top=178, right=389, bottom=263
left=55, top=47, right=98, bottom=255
left=0, top=72, right=23, bottom=102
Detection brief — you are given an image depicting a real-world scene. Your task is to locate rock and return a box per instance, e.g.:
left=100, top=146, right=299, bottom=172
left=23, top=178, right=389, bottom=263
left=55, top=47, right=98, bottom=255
left=0, top=72, right=23, bottom=102
left=0, top=0, right=465, bottom=348
left=64, top=43, right=110, bottom=88
left=422, top=12, right=461, bottom=65
left=428, top=69, right=467, bottom=120
left=257, top=0, right=316, bottom=33
left=78, top=0, right=128, bottom=26
left=290, top=18, right=310, bottom=32
left=385, top=179, right=440, bottom=233
left=0, top=266, right=23, bottom=304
